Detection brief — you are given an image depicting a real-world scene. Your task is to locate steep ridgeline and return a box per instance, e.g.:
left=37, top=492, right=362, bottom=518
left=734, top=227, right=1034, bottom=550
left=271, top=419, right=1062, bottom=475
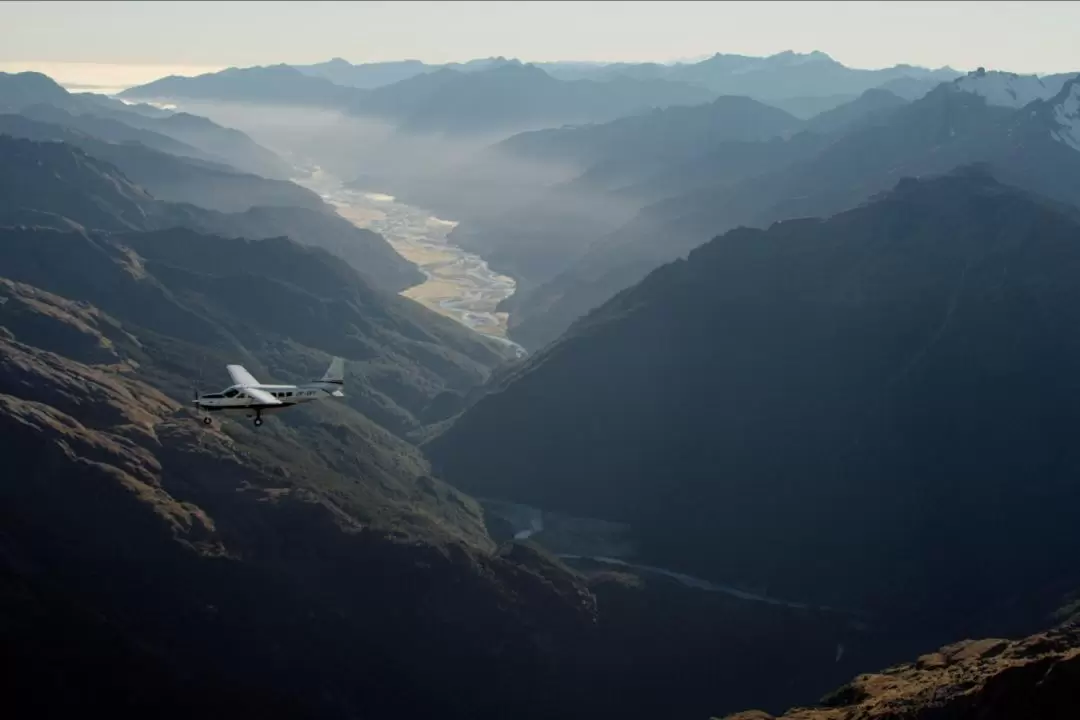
left=0, top=133, right=158, bottom=231
left=175, top=203, right=426, bottom=295
left=3, top=234, right=873, bottom=720
left=0, top=223, right=503, bottom=434
left=18, top=101, right=227, bottom=165
left=0, top=134, right=421, bottom=294
left=0, top=114, right=319, bottom=213
left=0, top=71, right=292, bottom=179
left=426, top=171, right=1080, bottom=661
left=802, top=88, right=908, bottom=135
left=509, top=73, right=1080, bottom=350
left=103, top=108, right=295, bottom=180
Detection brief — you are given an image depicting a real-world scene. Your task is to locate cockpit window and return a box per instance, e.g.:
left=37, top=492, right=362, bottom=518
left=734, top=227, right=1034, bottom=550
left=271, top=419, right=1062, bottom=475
left=224, top=389, right=239, bottom=398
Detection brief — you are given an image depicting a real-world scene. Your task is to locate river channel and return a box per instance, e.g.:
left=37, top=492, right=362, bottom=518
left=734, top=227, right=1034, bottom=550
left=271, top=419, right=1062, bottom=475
left=296, top=169, right=526, bottom=358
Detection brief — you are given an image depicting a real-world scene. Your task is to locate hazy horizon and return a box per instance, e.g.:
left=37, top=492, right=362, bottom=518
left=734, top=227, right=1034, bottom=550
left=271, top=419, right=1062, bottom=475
left=2, top=0, right=1080, bottom=85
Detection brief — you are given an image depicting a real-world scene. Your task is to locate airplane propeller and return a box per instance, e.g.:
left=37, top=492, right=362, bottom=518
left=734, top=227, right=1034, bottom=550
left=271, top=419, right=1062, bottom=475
left=193, top=355, right=212, bottom=425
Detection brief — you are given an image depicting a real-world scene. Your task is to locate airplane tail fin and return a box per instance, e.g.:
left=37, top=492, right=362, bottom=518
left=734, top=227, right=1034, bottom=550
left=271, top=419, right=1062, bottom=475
left=321, top=357, right=345, bottom=385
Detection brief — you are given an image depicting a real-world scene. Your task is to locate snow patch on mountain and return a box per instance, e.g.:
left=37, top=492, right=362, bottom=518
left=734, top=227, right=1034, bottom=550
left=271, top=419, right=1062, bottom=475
left=954, top=70, right=1070, bottom=108
left=1052, top=81, right=1080, bottom=152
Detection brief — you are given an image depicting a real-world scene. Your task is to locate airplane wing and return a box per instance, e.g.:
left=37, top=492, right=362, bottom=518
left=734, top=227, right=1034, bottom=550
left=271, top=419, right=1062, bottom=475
left=226, top=364, right=260, bottom=388
left=244, top=387, right=282, bottom=406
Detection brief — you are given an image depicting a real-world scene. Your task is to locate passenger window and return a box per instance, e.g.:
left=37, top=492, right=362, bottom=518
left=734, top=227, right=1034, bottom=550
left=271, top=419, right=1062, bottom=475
left=224, top=389, right=238, bottom=398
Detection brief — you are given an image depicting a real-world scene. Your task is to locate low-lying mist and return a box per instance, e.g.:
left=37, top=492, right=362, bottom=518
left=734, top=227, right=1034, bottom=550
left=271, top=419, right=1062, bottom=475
left=151, top=97, right=656, bottom=313
left=160, top=100, right=576, bottom=202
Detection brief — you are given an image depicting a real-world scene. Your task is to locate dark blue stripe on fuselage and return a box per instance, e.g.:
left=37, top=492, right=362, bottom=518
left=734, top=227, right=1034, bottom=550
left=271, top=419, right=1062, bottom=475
left=201, top=402, right=298, bottom=412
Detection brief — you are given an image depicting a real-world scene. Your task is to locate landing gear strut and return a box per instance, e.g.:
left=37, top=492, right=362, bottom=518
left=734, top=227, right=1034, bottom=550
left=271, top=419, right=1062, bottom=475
left=253, top=412, right=263, bottom=427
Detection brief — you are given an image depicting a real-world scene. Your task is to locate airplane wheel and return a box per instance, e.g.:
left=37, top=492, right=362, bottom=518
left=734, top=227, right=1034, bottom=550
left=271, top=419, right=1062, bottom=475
left=202, top=416, right=212, bottom=426
left=253, top=417, right=263, bottom=427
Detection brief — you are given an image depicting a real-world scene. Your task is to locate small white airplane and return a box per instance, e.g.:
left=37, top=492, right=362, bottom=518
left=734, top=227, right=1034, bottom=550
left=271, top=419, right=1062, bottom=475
left=193, top=357, right=345, bottom=427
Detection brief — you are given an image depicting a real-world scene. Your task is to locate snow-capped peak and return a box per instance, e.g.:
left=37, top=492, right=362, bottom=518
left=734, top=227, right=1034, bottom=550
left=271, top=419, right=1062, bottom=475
left=953, top=68, right=1067, bottom=108
left=1051, top=80, right=1080, bottom=153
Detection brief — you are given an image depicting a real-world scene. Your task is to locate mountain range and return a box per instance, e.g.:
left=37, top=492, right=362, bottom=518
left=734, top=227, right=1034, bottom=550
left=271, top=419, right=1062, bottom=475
left=117, top=53, right=965, bottom=139
left=0, top=133, right=422, bottom=295
left=426, top=169, right=1080, bottom=650
left=0, top=113, right=321, bottom=213
left=1, top=71, right=292, bottom=178
left=9, top=46, right=1080, bottom=720
left=499, top=70, right=1080, bottom=350
left=1, top=125, right=870, bottom=720
left=540, top=51, right=959, bottom=109
left=293, top=56, right=521, bottom=88
left=440, top=95, right=806, bottom=291
left=288, top=52, right=960, bottom=113
left=121, top=61, right=722, bottom=137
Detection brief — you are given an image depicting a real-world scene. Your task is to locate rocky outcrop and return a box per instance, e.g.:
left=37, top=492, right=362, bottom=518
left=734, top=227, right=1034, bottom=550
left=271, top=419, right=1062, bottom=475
left=725, top=623, right=1080, bottom=720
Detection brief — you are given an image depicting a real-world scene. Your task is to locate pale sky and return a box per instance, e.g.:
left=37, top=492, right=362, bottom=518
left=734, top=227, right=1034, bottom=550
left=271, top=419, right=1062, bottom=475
left=2, top=0, right=1079, bottom=86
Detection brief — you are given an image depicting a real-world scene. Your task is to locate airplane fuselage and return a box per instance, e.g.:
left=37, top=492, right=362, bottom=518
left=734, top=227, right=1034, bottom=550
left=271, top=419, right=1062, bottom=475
left=196, top=381, right=342, bottom=413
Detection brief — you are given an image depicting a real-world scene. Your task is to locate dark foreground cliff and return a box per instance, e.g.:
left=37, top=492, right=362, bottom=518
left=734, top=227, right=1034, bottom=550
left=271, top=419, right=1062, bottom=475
left=426, top=169, right=1080, bottom=651
left=0, top=237, right=863, bottom=720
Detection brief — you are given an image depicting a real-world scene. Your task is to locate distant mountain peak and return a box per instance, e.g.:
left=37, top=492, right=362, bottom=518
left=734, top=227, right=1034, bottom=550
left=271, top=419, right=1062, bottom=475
left=218, top=63, right=306, bottom=79
left=1051, top=77, right=1080, bottom=152
left=1, top=70, right=63, bottom=86
left=261, top=63, right=308, bottom=76
left=488, top=60, right=542, bottom=74
left=771, top=49, right=837, bottom=65
left=952, top=68, right=1065, bottom=108
left=0, top=71, right=71, bottom=108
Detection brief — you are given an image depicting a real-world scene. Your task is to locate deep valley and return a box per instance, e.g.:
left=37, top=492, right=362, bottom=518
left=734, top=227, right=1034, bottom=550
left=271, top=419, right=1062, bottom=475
left=3, top=7, right=1080, bottom=718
